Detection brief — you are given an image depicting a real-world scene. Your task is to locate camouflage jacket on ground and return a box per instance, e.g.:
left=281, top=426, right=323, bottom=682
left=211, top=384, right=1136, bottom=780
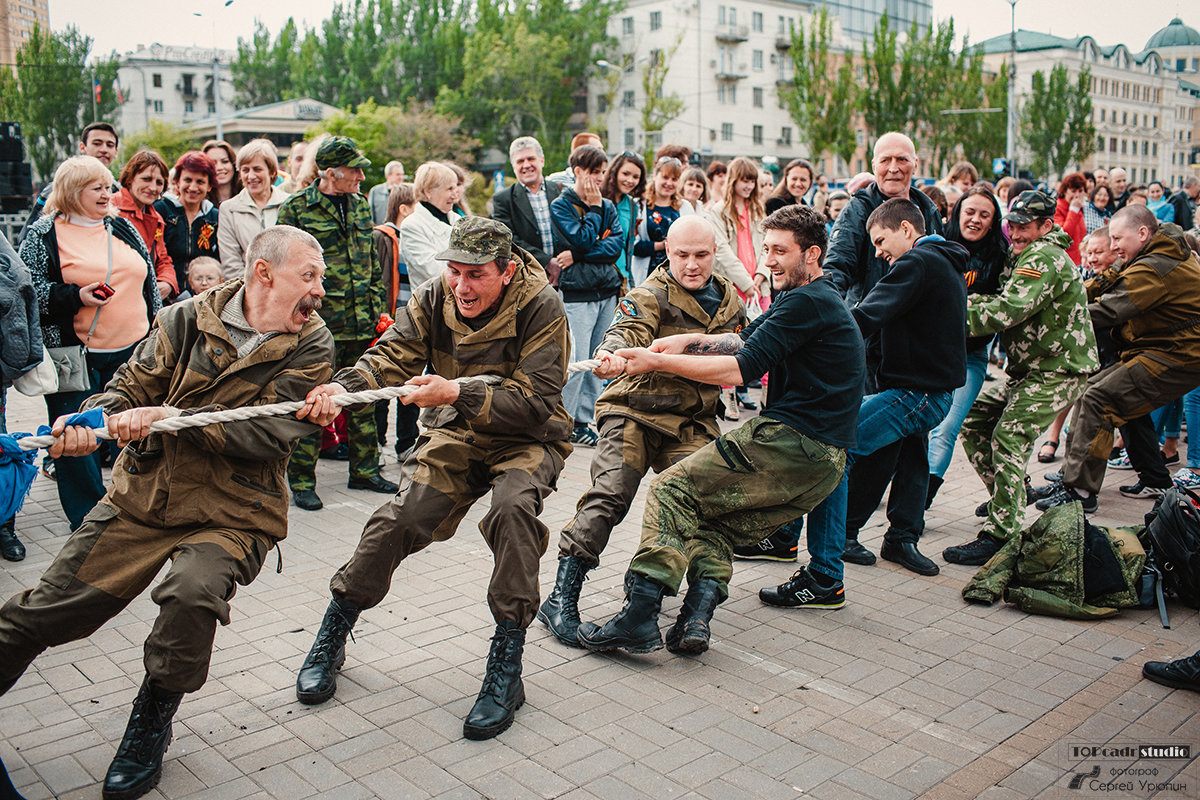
left=277, top=183, right=383, bottom=342
left=80, top=280, right=334, bottom=540
left=335, top=245, right=574, bottom=447
left=963, top=502, right=1145, bottom=619
left=967, top=225, right=1098, bottom=378
left=1086, top=223, right=1200, bottom=368
left=593, top=266, right=747, bottom=440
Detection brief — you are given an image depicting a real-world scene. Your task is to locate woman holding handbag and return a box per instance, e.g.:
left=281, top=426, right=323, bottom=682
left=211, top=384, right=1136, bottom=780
left=19, top=155, right=162, bottom=530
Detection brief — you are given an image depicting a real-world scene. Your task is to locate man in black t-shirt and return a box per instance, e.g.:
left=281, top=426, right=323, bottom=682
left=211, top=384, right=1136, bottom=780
left=575, top=205, right=866, bottom=657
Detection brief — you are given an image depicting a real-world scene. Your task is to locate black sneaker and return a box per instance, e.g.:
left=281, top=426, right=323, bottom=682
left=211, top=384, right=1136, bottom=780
left=1142, top=650, right=1200, bottom=692
left=1028, top=478, right=1063, bottom=503
left=570, top=423, right=599, bottom=446
left=1034, top=485, right=1098, bottom=512
left=974, top=500, right=990, bottom=518
left=733, top=529, right=798, bottom=561
left=1118, top=481, right=1170, bottom=499
left=1044, top=470, right=1063, bottom=483
left=758, top=566, right=845, bottom=609
left=942, top=534, right=1004, bottom=566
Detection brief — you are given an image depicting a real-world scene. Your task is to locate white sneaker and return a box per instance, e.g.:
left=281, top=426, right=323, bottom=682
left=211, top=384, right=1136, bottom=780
left=1172, top=467, right=1200, bottom=490
left=1107, top=450, right=1133, bottom=470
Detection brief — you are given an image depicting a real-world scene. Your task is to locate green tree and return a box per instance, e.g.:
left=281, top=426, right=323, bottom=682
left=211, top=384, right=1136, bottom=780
left=0, top=24, right=119, bottom=180
left=860, top=10, right=919, bottom=151
left=1021, top=64, right=1096, bottom=179
left=119, top=120, right=202, bottom=168
left=952, top=58, right=1009, bottom=178
left=311, top=100, right=479, bottom=187
left=232, top=18, right=299, bottom=107
left=778, top=8, right=856, bottom=169
left=639, top=33, right=686, bottom=145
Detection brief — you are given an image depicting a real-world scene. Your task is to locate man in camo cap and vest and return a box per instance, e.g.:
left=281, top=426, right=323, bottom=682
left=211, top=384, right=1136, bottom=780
left=293, top=216, right=574, bottom=741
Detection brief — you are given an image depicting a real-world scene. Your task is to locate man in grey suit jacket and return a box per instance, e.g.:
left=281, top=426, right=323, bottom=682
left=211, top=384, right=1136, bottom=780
left=368, top=160, right=406, bottom=224
left=492, top=136, right=572, bottom=275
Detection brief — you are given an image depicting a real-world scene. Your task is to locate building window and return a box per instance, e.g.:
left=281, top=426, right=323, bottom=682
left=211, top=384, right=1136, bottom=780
left=1097, top=134, right=1105, bottom=152
left=753, top=87, right=763, bottom=107
left=597, top=95, right=609, bottom=113
left=752, top=12, right=763, bottom=32
left=646, top=132, right=662, bottom=151
left=781, top=126, right=792, bottom=146
left=721, top=122, right=733, bottom=142
left=184, top=101, right=194, bottom=113
left=1153, top=142, right=1158, bottom=156
left=208, top=101, right=216, bottom=114
left=624, top=128, right=635, bottom=148
left=650, top=11, right=661, bottom=31
left=718, top=84, right=726, bottom=103
left=1100, top=108, right=1105, bottom=122
left=152, top=73, right=162, bottom=88
left=153, top=100, right=164, bottom=113
left=753, top=125, right=763, bottom=145
left=1121, top=139, right=1127, bottom=154
left=718, top=5, right=726, bottom=25
left=752, top=50, right=763, bottom=71
left=622, top=16, right=633, bottom=35
left=650, top=49, right=662, bottom=68
left=622, top=90, right=635, bottom=108
left=728, top=84, right=736, bottom=104
left=778, top=15, right=786, bottom=34
left=1142, top=141, right=1148, bottom=155
left=1122, top=111, right=1127, bottom=125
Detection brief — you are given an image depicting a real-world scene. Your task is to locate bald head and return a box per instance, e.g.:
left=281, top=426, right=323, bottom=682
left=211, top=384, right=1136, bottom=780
left=666, top=216, right=717, bottom=290
left=872, top=132, right=918, bottom=199
left=1109, top=167, right=1128, bottom=194
left=1109, top=205, right=1157, bottom=262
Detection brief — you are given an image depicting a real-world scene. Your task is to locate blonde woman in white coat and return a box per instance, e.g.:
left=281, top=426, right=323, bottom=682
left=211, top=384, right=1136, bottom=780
left=217, top=139, right=290, bottom=279
left=400, top=162, right=458, bottom=290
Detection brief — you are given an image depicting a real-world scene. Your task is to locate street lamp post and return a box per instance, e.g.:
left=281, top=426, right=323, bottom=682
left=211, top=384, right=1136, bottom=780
left=1006, top=0, right=1018, bottom=175
left=595, top=60, right=625, bottom=151
left=193, top=1, right=233, bottom=141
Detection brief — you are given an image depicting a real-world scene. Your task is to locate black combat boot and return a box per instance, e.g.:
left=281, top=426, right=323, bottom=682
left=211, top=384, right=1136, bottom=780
left=664, top=578, right=722, bottom=654
left=296, top=597, right=359, bottom=705
left=1143, top=650, right=1200, bottom=692
left=0, top=517, right=24, bottom=562
left=576, top=572, right=667, bottom=653
left=537, top=556, right=590, bottom=647
left=463, top=621, right=526, bottom=740
left=102, top=677, right=184, bottom=800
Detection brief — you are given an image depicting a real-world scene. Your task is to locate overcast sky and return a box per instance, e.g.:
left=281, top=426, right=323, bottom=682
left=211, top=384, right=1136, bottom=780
left=51, top=0, right=1188, bottom=58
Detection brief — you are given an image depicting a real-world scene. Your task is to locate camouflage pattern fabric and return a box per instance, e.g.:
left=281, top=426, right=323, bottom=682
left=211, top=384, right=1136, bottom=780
left=277, top=183, right=384, bottom=342
left=629, top=417, right=845, bottom=601
left=287, top=338, right=380, bottom=490
left=961, top=371, right=1089, bottom=543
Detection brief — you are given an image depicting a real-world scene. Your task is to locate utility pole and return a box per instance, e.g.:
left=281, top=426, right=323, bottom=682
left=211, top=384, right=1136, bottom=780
left=1006, top=0, right=1018, bottom=175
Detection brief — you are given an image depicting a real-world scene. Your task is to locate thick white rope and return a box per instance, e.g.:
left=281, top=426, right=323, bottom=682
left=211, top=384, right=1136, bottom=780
left=16, top=359, right=603, bottom=451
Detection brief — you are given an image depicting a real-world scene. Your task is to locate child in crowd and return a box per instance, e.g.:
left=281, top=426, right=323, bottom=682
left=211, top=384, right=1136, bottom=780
left=175, top=256, right=223, bottom=302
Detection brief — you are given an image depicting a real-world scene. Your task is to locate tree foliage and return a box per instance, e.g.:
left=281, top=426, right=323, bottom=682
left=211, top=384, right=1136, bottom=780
left=231, top=18, right=299, bottom=107
left=310, top=100, right=479, bottom=188
left=778, top=7, right=856, bottom=169
left=119, top=120, right=203, bottom=168
left=639, top=33, right=686, bottom=141
left=1021, top=64, right=1095, bottom=179
left=0, top=24, right=119, bottom=180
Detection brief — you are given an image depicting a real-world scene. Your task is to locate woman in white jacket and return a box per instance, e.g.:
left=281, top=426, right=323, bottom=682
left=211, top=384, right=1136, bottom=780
left=216, top=139, right=290, bottom=279
left=400, top=162, right=458, bottom=290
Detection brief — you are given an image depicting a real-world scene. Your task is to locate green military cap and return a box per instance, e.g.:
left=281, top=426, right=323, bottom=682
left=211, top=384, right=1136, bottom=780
left=435, top=216, right=513, bottom=265
left=1005, top=190, right=1055, bottom=224
left=315, top=136, right=371, bottom=169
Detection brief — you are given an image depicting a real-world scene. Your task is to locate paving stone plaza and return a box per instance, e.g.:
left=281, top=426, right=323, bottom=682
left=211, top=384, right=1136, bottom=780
left=1, top=382, right=1197, bottom=799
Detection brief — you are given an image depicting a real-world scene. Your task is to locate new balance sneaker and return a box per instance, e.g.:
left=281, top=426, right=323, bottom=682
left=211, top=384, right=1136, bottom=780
left=733, top=529, right=798, bottom=562
left=1034, top=485, right=1098, bottom=513
left=1108, top=450, right=1133, bottom=470
left=1118, top=481, right=1170, bottom=499
left=570, top=423, right=599, bottom=446
left=1172, top=467, right=1200, bottom=490
left=942, top=534, right=1005, bottom=566
left=758, top=566, right=845, bottom=609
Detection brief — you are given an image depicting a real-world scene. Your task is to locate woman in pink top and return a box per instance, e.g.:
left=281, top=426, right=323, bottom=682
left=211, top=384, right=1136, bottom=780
left=18, top=155, right=162, bottom=531
left=114, top=149, right=176, bottom=301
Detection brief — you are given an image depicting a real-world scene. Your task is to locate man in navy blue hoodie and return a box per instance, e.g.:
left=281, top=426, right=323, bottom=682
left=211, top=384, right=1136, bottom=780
left=762, top=198, right=967, bottom=592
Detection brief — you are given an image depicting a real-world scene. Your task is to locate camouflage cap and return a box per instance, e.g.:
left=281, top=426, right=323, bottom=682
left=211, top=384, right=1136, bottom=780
left=315, top=136, right=371, bottom=169
left=1005, top=190, right=1055, bottom=224
left=435, top=216, right=513, bottom=265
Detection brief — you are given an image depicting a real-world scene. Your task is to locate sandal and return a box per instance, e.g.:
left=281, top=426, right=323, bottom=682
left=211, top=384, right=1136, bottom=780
left=1037, top=440, right=1059, bottom=463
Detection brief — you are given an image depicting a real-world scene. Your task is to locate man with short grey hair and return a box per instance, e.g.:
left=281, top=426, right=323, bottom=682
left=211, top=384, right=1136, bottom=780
left=368, top=160, right=406, bottom=224
left=492, top=135, right=572, bottom=275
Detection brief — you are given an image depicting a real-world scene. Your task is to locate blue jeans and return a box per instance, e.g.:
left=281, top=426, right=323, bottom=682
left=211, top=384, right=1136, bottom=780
left=562, top=295, right=618, bottom=426
left=1152, top=399, right=1183, bottom=441
left=1184, top=388, right=1200, bottom=469
left=927, top=348, right=990, bottom=478
left=44, top=345, right=136, bottom=530
left=805, top=388, right=953, bottom=582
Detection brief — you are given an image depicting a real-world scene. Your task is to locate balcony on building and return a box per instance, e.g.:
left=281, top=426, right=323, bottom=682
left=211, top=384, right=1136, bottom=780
left=775, top=35, right=792, bottom=51
left=716, top=24, right=749, bottom=43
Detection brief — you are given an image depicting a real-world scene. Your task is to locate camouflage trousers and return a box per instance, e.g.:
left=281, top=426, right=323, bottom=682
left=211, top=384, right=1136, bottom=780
left=630, top=416, right=845, bottom=602
left=331, top=431, right=569, bottom=627
left=559, top=415, right=713, bottom=567
left=961, top=371, right=1089, bottom=542
left=0, top=501, right=270, bottom=695
left=1062, top=354, right=1200, bottom=493
left=287, top=339, right=379, bottom=491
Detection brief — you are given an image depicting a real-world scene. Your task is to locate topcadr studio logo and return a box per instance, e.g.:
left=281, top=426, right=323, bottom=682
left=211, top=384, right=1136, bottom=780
left=1063, top=741, right=1192, bottom=795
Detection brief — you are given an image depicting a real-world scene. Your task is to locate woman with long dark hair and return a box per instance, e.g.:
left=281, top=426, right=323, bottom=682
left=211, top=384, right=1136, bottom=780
left=600, top=151, right=646, bottom=288
left=765, top=158, right=814, bottom=214
left=926, top=185, right=1008, bottom=506
left=633, top=155, right=692, bottom=283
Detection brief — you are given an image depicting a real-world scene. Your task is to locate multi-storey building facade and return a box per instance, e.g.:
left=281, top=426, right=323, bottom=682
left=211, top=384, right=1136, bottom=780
left=0, top=0, right=49, bottom=69
left=114, top=44, right=235, bottom=137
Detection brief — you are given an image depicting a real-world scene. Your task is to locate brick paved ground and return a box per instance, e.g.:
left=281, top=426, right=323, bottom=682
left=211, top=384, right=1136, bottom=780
left=1, top=379, right=1198, bottom=799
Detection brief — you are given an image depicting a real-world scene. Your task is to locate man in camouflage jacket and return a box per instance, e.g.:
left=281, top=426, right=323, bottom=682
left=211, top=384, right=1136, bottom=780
left=1036, top=207, right=1200, bottom=509
left=277, top=135, right=396, bottom=510
left=944, top=191, right=1098, bottom=566
left=0, top=227, right=334, bottom=798
left=293, top=217, right=573, bottom=742
left=538, top=216, right=746, bottom=651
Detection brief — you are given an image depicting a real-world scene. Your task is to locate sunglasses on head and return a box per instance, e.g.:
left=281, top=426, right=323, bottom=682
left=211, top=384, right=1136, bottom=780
left=656, top=156, right=682, bottom=168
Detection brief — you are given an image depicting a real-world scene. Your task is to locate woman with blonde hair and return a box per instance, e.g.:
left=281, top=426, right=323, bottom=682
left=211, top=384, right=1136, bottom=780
left=443, top=161, right=473, bottom=216
left=19, top=155, right=163, bottom=530
left=401, top=161, right=459, bottom=288
left=217, top=138, right=290, bottom=279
